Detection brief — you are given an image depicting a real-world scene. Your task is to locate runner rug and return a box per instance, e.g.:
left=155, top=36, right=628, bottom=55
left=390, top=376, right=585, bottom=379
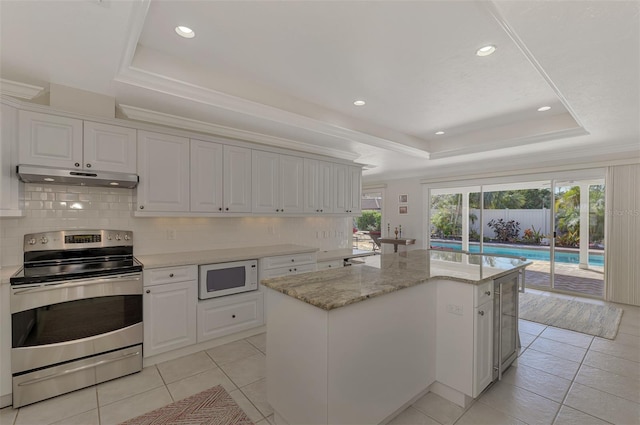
left=519, top=292, right=623, bottom=339
left=119, top=385, right=254, bottom=425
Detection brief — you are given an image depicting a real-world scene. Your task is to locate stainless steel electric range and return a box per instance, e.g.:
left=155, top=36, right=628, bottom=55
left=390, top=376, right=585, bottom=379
left=9, top=230, right=143, bottom=407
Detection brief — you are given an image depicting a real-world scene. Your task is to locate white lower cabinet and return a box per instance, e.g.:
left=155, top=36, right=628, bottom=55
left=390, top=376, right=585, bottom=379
left=435, top=279, right=493, bottom=398
left=317, top=259, right=343, bottom=270
left=143, top=266, right=197, bottom=357
left=197, top=291, right=264, bottom=343
left=259, top=252, right=317, bottom=279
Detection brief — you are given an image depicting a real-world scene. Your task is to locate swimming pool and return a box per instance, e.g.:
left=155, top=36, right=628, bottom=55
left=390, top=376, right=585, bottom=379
left=430, top=241, right=604, bottom=266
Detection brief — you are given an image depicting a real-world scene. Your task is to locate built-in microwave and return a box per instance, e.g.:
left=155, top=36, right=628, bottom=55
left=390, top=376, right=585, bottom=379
left=199, top=260, right=258, bottom=300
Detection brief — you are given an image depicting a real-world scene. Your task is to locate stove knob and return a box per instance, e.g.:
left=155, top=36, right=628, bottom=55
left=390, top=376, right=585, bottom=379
left=124, top=234, right=130, bottom=241
left=28, top=238, right=36, bottom=245
left=107, top=234, right=112, bottom=240
left=40, top=237, right=48, bottom=244
left=115, top=234, right=122, bottom=241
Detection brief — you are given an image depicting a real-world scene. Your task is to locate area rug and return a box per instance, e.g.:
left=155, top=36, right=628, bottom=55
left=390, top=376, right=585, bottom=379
left=519, top=292, right=623, bottom=339
left=119, top=385, right=254, bottom=425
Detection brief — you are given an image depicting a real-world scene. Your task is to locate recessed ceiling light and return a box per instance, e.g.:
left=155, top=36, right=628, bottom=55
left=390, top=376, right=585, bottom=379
left=353, top=100, right=366, bottom=106
left=476, top=45, right=496, bottom=57
left=537, top=106, right=551, bottom=112
left=44, top=178, right=55, bottom=182
left=435, top=131, right=445, bottom=135
left=175, top=26, right=195, bottom=39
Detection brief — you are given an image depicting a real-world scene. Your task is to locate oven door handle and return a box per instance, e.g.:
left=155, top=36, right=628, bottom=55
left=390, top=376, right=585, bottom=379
left=16, top=350, right=141, bottom=387
left=12, top=273, right=141, bottom=295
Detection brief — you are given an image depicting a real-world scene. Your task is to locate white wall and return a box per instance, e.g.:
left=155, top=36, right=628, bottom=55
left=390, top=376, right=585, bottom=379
left=0, top=183, right=351, bottom=267
left=372, top=178, right=425, bottom=253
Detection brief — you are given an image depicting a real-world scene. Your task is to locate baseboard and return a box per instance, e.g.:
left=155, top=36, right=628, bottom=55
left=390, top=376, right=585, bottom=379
left=0, top=393, right=12, bottom=409
left=430, top=381, right=473, bottom=408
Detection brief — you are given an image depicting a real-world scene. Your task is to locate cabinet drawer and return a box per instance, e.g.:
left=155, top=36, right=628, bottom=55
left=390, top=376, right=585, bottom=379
left=261, top=252, right=317, bottom=270
left=261, top=263, right=317, bottom=279
left=317, top=260, right=343, bottom=270
left=474, top=281, right=493, bottom=306
left=197, top=292, right=264, bottom=342
left=145, top=265, right=197, bottom=286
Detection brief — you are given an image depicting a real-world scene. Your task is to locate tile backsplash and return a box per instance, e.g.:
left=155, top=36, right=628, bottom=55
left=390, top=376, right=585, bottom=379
left=0, top=184, right=352, bottom=266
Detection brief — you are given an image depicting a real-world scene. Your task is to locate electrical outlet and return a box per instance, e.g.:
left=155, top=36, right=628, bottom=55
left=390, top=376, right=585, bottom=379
left=447, top=304, right=463, bottom=316
left=167, top=229, right=176, bottom=240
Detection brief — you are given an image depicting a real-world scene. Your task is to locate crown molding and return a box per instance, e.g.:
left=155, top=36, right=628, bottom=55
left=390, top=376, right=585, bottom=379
left=0, top=79, right=45, bottom=100
left=118, top=104, right=360, bottom=161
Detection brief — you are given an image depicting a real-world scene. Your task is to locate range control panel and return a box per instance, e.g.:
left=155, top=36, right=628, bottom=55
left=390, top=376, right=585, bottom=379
left=24, top=230, right=133, bottom=251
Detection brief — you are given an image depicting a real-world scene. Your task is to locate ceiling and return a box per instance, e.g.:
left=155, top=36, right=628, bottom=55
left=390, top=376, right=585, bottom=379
left=1, top=1, right=638, bottom=183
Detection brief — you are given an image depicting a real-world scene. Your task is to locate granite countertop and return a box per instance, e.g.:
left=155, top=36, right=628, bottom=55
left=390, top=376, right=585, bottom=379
left=137, top=244, right=318, bottom=269
left=316, top=249, right=377, bottom=262
left=261, top=249, right=530, bottom=311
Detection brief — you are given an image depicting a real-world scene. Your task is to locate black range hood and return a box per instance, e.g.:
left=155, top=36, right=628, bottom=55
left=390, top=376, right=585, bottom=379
left=17, top=165, right=139, bottom=189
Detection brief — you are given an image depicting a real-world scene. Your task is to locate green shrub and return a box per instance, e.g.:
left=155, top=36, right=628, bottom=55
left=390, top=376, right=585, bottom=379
left=356, top=211, right=381, bottom=231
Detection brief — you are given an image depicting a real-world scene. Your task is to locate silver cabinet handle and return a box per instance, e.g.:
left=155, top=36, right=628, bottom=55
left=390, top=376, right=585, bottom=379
left=86, top=163, right=92, bottom=168
left=485, top=291, right=491, bottom=296
left=478, top=310, right=485, bottom=316
left=146, top=289, right=150, bottom=294
left=169, top=273, right=174, bottom=278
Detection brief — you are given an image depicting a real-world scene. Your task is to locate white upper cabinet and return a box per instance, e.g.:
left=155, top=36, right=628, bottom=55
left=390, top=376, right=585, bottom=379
left=19, top=111, right=136, bottom=173
left=1, top=103, right=23, bottom=216
left=334, top=164, right=362, bottom=214
left=304, top=159, right=333, bottom=214
left=83, top=121, right=137, bottom=173
left=137, top=131, right=190, bottom=213
left=223, top=145, right=252, bottom=213
left=252, top=150, right=304, bottom=213
left=190, top=140, right=223, bottom=212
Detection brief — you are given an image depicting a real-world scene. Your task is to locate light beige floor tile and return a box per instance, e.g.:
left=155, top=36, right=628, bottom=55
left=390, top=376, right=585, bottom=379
left=246, top=333, right=267, bottom=353
left=564, top=382, right=640, bottom=425
left=255, top=420, right=269, bottom=425
left=166, top=367, right=237, bottom=401
left=240, top=378, right=273, bottom=417
left=14, top=387, right=97, bottom=425
left=540, top=327, right=594, bottom=349
left=206, top=340, right=262, bottom=366
left=219, top=353, right=266, bottom=387
left=519, top=320, right=547, bottom=336
left=518, top=348, right=581, bottom=380
left=590, top=337, right=640, bottom=363
left=501, top=364, right=572, bottom=403
left=50, top=408, right=99, bottom=425
left=98, top=386, right=173, bottom=425
left=618, top=322, right=640, bottom=337
left=552, top=405, right=611, bottom=425
left=575, top=364, right=640, bottom=403
left=266, top=414, right=275, bottom=425
left=600, top=331, right=640, bottom=348
left=156, top=351, right=216, bottom=384
left=0, top=406, right=18, bottom=425
left=519, top=331, right=538, bottom=349
left=229, top=389, right=264, bottom=423
left=583, top=350, right=640, bottom=379
left=457, top=401, right=526, bottom=425
left=411, top=392, right=464, bottom=425
left=97, top=365, right=164, bottom=406
left=388, top=406, right=440, bottom=425
left=529, top=337, right=588, bottom=363
left=478, top=380, right=560, bottom=425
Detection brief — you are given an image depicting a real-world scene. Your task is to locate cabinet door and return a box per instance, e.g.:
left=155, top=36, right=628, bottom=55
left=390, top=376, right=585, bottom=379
left=473, top=300, right=494, bottom=397
left=137, top=131, right=190, bottom=212
left=19, top=110, right=82, bottom=168
left=224, top=145, right=252, bottom=212
left=334, top=164, right=349, bottom=213
left=1, top=103, right=22, bottom=216
left=349, top=166, right=362, bottom=214
left=83, top=121, right=136, bottom=173
left=280, top=154, right=304, bottom=213
left=143, top=280, right=197, bottom=357
left=303, top=159, right=320, bottom=213
left=252, top=150, right=280, bottom=213
left=318, top=161, right=334, bottom=213
left=191, top=140, right=223, bottom=212
left=197, top=292, right=264, bottom=342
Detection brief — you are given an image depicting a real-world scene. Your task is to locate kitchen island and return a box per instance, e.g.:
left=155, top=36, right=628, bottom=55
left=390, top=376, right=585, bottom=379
left=261, top=250, right=530, bottom=425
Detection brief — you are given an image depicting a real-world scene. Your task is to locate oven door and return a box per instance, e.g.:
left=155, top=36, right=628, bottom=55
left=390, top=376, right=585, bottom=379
left=11, top=273, right=143, bottom=374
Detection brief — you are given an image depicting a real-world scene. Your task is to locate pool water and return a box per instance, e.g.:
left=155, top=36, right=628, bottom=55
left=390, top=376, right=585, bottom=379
left=430, top=241, right=604, bottom=266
